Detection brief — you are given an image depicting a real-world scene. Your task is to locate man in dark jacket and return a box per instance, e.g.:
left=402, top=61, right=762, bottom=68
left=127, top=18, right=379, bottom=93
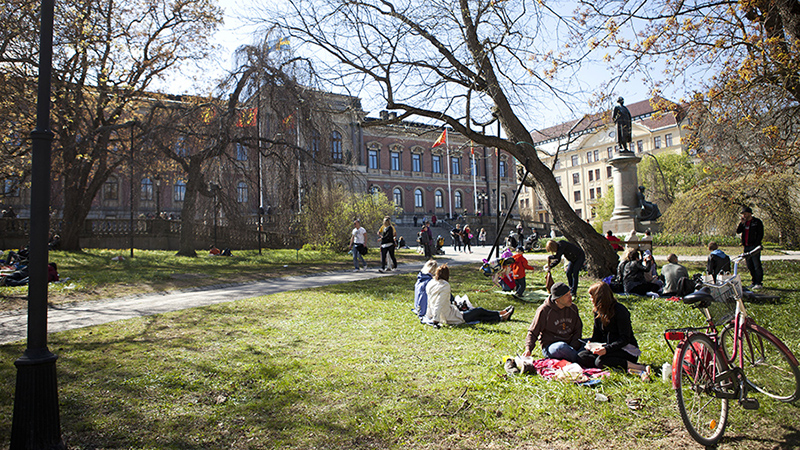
left=736, top=206, right=764, bottom=289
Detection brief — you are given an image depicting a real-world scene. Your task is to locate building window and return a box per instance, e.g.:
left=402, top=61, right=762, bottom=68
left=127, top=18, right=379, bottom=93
left=391, top=151, right=401, bottom=171
left=310, top=130, right=320, bottom=156
left=140, top=178, right=153, bottom=201
left=597, top=187, right=602, bottom=197
left=412, top=153, right=421, bottom=172
left=174, top=137, right=188, bottom=157
left=432, top=155, right=442, bottom=173
left=636, top=140, right=644, bottom=153
left=3, top=179, right=20, bottom=197
left=572, top=173, right=579, bottom=185
left=588, top=170, right=594, bottom=182
left=235, top=143, right=247, bottom=161
left=501, top=193, right=508, bottom=211
left=607, top=147, right=613, bottom=159
left=393, top=188, right=403, bottom=206
left=173, top=180, right=186, bottom=202
left=331, top=131, right=343, bottom=162
left=589, top=188, right=595, bottom=200
left=575, top=208, right=582, bottom=218
left=499, top=160, right=507, bottom=178
left=586, top=151, right=592, bottom=163
left=368, top=150, right=379, bottom=169
left=451, top=156, right=461, bottom=175
left=665, top=133, right=673, bottom=147
left=607, top=166, right=613, bottom=178
left=555, top=176, right=561, bottom=187
left=415, top=189, right=424, bottom=208
left=435, top=190, right=443, bottom=208
left=654, top=136, right=662, bottom=149
left=553, top=160, right=561, bottom=170
left=454, top=191, right=463, bottom=209
left=595, top=168, right=601, bottom=181
left=237, top=181, right=248, bottom=203
left=574, top=190, right=581, bottom=202
left=594, top=150, right=599, bottom=161
left=571, top=154, right=579, bottom=166
left=103, top=177, right=119, bottom=201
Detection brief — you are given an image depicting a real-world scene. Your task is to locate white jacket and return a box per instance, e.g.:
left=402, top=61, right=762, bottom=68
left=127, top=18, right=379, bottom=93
left=425, top=279, right=465, bottom=325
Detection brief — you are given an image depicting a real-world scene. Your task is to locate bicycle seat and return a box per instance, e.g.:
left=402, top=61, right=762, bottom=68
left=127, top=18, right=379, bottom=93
left=682, top=287, right=714, bottom=308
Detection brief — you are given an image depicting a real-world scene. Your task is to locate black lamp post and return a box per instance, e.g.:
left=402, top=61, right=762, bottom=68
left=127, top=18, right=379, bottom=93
left=128, top=121, right=137, bottom=259
left=10, top=1, right=65, bottom=448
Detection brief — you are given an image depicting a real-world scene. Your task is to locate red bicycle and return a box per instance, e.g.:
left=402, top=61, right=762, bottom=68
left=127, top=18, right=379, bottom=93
left=664, top=246, right=800, bottom=446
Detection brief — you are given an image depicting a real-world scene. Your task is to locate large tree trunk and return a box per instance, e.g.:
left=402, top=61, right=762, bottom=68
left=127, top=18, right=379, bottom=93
left=58, top=167, right=106, bottom=251
left=175, top=159, right=208, bottom=257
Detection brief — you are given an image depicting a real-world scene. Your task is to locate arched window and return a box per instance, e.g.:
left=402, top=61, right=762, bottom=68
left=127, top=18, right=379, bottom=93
left=331, top=130, right=343, bottom=162
left=393, top=188, right=403, bottom=207
left=235, top=143, right=248, bottom=161
left=434, top=190, right=444, bottom=209
left=237, top=181, right=248, bottom=203
left=140, top=178, right=153, bottom=201
left=103, top=176, right=119, bottom=201
left=173, top=180, right=186, bottom=202
left=414, top=188, right=424, bottom=208
left=501, top=193, right=508, bottom=211
left=454, top=191, right=463, bottom=209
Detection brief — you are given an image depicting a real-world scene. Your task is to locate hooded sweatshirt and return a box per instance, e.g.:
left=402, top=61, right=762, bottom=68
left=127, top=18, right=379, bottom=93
left=525, top=295, right=583, bottom=352
left=425, top=279, right=464, bottom=325
left=414, top=271, right=434, bottom=317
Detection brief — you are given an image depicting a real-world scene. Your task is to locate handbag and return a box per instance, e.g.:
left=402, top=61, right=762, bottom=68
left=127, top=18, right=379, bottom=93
left=357, top=243, right=368, bottom=255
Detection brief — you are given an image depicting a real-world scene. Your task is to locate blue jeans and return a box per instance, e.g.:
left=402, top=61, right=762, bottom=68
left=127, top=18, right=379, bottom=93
left=353, top=245, right=365, bottom=269
left=542, top=341, right=579, bottom=363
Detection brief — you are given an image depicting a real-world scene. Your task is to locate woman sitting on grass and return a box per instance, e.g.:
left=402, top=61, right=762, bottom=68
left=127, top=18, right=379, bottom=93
left=425, top=264, right=514, bottom=325
left=577, top=281, right=650, bottom=379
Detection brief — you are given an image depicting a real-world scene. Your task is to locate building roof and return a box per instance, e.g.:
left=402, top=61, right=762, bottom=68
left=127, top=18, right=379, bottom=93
left=531, top=97, right=686, bottom=145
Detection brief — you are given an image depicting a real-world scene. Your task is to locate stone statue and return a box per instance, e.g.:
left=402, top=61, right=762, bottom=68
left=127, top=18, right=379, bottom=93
left=637, top=186, right=661, bottom=221
left=612, top=97, right=633, bottom=153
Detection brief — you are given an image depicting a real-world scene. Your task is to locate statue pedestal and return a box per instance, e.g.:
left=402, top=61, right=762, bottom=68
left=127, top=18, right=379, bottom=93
left=603, top=153, right=643, bottom=235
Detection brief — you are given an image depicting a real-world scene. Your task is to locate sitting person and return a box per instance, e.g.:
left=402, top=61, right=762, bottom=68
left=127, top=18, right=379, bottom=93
left=577, top=282, right=650, bottom=378
left=209, top=246, right=221, bottom=256
left=522, top=282, right=583, bottom=362
left=606, top=230, right=623, bottom=251
left=493, top=257, right=517, bottom=292
left=425, top=264, right=514, bottom=325
left=414, top=260, right=437, bottom=318
left=707, top=241, right=731, bottom=283
left=642, top=250, right=663, bottom=290
left=662, top=253, right=690, bottom=297
left=620, top=250, right=660, bottom=296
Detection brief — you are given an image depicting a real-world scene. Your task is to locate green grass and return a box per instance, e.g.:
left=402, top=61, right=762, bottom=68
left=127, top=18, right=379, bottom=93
left=1, top=254, right=799, bottom=449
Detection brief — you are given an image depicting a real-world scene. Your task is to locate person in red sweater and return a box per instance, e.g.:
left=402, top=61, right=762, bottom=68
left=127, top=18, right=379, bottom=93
left=605, top=230, right=623, bottom=251
left=512, top=247, right=536, bottom=297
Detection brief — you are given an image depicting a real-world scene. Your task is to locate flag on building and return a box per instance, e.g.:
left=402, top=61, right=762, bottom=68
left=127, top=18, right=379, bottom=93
left=432, top=129, right=447, bottom=148
left=201, top=107, right=216, bottom=124
left=236, top=108, right=258, bottom=127
left=276, top=37, right=290, bottom=51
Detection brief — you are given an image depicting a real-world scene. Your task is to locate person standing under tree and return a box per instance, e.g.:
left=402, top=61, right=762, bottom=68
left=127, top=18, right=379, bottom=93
left=545, top=240, right=585, bottom=297
left=349, top=219, right=368, bottom=271
left=736, top=206, right=764, bottom=289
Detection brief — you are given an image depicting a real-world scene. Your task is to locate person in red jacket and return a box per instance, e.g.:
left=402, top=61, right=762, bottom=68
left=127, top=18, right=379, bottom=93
left=605, top=230, right=623, bottom=251
left=512, top=247, right=536, bottom=297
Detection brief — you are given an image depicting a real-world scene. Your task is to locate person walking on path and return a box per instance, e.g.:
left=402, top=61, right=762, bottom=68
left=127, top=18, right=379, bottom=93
left=545, top=240, right=585, bottom=297
left=349, top=219, right=368, bottom=271
left=736, top=206, right=764, bottom=289
left=378, top=216, right=397, bottom=272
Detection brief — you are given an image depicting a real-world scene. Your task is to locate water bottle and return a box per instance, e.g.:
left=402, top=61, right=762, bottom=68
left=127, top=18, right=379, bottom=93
left=662, top=362, right=672, bottom=383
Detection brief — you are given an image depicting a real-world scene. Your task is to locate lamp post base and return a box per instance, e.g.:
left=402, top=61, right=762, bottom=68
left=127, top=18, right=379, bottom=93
left=10, top=349, right=65, bottom=450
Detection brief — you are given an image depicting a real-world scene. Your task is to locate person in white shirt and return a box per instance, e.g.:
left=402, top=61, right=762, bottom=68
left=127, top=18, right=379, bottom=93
left=349, top=219, right=368, bottom=271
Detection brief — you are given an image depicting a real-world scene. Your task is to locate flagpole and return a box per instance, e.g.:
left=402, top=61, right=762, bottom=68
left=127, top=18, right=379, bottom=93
left=445, top=130, right=452, bottom=219
left=471, top=144, right=477, bottom=215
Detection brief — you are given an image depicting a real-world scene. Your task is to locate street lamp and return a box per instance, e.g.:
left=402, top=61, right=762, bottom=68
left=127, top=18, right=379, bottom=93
left=10, top=1, right=65, bottom=448
left=127, top=120, right=137, bottom=259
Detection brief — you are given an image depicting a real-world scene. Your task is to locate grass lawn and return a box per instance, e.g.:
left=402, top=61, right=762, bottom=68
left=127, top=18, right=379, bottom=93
left=1, top=253, right=799, bottom=449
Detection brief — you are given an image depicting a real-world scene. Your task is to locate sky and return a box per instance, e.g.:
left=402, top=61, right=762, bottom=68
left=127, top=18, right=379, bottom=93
left=190, top=0, right=670, bottom=129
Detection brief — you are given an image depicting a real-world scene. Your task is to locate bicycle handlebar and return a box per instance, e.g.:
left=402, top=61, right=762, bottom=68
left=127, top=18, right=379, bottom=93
left=732, top=245, right=762, bottom=264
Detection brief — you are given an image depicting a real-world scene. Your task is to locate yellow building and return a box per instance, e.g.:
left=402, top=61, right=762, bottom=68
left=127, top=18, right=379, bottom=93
left=519, top=98, right=689, bottom=227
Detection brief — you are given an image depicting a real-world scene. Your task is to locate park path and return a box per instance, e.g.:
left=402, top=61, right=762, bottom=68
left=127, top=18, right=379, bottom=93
left=2, top=249, right=798, bottom=345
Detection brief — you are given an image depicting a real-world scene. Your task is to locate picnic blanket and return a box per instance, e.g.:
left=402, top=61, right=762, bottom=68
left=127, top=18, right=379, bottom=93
left=512, top=357, right=610, bottom=384
left=494, top=289, right=549, bottom=303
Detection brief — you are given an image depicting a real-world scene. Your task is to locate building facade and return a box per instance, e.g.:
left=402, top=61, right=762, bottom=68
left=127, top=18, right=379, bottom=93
left=519, top=98, right=689, bottom=226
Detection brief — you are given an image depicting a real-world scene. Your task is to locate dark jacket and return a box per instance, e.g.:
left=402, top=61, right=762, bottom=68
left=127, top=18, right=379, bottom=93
left=589, top=302, right=639, bottom=353
left=707, top=250, right=731, bottom=282
left=548, top=240, right=585, bottom=268
left=622, top=259, right=650, bottom=294
left=736, top=217, right=764, bottom=247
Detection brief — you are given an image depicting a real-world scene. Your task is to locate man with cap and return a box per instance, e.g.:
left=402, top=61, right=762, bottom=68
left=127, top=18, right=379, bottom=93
left=736, top=206, right=764, bottom=289
left=522, top=282, right=583, bottom=362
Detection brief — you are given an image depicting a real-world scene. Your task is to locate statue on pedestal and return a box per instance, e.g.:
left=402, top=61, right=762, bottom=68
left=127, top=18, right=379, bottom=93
left=612, top=97, right=633, bottom=153
left=637, top=186, right=661, bottom=221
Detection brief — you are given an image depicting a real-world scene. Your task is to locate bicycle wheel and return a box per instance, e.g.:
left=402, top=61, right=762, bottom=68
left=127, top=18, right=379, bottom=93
left=721, top=323, right=800, bottom=402
left=675, top=333, right=729, bottom=446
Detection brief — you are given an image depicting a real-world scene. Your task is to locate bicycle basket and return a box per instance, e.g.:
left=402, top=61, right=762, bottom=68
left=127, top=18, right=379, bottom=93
left=700, top=274, right=742, bottom=325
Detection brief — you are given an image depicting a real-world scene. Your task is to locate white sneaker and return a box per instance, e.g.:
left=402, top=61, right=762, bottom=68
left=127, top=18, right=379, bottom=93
left=353, top=269, right=360, bottom=272
left=751, top=284, right=763, bottom=290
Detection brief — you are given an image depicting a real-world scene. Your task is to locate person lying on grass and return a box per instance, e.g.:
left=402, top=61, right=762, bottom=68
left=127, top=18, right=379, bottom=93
left=424, top=264, right=514, bottom=325
left=576, top=281, right=650, bottom=379
left=522, top=282, right=583, bottom=363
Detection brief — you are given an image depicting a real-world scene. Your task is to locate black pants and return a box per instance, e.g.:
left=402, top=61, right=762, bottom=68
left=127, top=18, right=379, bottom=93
left=744, top=245, right=763, bottom=285
left=462, top=307, right=501, bottom=323
left=380, top=244, right=397, bottom=270
left=577, top=348, right=637, bottom=371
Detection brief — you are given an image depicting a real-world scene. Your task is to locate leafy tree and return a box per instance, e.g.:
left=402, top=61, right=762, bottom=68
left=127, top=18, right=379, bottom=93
left=637, top=152, right=700, bottom=212
left=0, top=0, right=223, bottom=250
left=264, top=0, right=619, bottom=276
